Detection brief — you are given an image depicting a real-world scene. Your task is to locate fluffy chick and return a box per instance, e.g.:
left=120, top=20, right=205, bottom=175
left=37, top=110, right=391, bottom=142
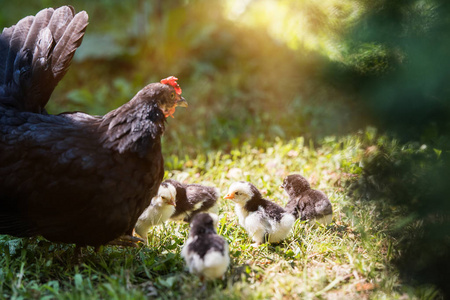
left=181, top=213, right=229, bottom=281
left=134, top=182, right=176, bottom=244
left=224, top=181, right=295, bottom=245
left=164, top=179, right=219, bottom=222
left=281, top=174, right=333, bottom=225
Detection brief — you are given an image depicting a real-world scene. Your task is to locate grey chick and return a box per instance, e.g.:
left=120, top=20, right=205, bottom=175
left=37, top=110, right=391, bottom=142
left=181, top=213, right=229, bottom=281
left=281, top=174, right=333, bottom=225
left=164, top=179, right=219, bottom=222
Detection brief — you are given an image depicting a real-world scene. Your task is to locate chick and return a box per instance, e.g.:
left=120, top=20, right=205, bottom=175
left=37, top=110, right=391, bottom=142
left=164, top=179, right=219, bottom=222
left=224, top=181, right=295, bottom=246
left=134, top=182, right=176, bottom=244
left=281, top=174, right=333, bottom=225
left=181, top=213, right=229, bottom=281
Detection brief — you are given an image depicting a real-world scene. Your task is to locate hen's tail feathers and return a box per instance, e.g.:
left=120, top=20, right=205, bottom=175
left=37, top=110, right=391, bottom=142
left=0, top=6, right=88, bottom=113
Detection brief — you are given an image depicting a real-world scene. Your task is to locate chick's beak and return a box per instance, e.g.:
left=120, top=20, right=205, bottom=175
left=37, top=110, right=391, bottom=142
left=223, top=193, right=234, bottom=200
left=168, top=199, right=176, bottom=206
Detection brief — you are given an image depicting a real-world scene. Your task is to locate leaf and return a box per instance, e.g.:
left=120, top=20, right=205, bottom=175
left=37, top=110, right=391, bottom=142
left=157, top=276, right=177, bottom=288
left=74, top=273, right=83, bottom=290
left=434, top=148, right=442, bottom=159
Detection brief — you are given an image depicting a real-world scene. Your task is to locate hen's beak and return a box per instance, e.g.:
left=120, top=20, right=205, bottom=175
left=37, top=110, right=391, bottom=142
left=165, top=97, right=187, bottom=118
left=176, top=96, right=188, bottom=107
left=223, top=193, right=234, bottom=200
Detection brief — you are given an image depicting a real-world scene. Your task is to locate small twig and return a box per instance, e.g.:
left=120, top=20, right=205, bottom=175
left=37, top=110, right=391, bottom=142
left=315, top=274, right=353, bottom=296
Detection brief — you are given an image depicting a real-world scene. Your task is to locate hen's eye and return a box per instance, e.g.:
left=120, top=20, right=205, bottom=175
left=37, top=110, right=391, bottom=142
left=170, top=92, right=175, bottom=99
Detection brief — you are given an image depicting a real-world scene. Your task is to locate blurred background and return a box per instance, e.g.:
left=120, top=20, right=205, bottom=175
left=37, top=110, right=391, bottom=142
left=1, top=0, right=450, bottom=296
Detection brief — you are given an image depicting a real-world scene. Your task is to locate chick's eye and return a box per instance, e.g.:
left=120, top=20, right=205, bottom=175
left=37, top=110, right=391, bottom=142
left=235, top=192, right=240, bottom=195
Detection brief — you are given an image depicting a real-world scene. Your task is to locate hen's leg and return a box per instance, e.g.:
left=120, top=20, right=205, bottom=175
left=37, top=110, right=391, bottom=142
left=72, top=245, right=84, bottom=264
left=108, top=234, right=144, bottom=247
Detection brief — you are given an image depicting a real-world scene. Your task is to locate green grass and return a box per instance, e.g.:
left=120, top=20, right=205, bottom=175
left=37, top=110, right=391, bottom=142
left=0, top=133, right=440, bottom=299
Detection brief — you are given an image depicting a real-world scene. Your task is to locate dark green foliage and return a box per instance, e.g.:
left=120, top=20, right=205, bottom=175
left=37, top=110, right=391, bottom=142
left=338, top=0, right=450, bottom=295
left=332, top=0, right=450, bottom=141
left=350, top=132, right=450, bottom=297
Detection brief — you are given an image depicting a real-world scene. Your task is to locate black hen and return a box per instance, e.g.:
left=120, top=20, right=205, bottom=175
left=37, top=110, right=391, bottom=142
left=0, top=6, right=187, bottom=247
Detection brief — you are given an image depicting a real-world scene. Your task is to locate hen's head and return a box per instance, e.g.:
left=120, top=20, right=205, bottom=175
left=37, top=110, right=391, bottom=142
left=137, top=76, right=188, bottom=118
left=159, top=76, right=187, bottom=118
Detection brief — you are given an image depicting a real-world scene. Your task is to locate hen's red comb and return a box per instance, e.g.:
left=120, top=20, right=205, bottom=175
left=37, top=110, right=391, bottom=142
left=160, top=76, right=182, bottom=95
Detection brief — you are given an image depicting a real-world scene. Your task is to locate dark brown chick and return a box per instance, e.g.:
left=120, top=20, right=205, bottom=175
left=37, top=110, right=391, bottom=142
left=281, top=174, right=333, bottom=225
